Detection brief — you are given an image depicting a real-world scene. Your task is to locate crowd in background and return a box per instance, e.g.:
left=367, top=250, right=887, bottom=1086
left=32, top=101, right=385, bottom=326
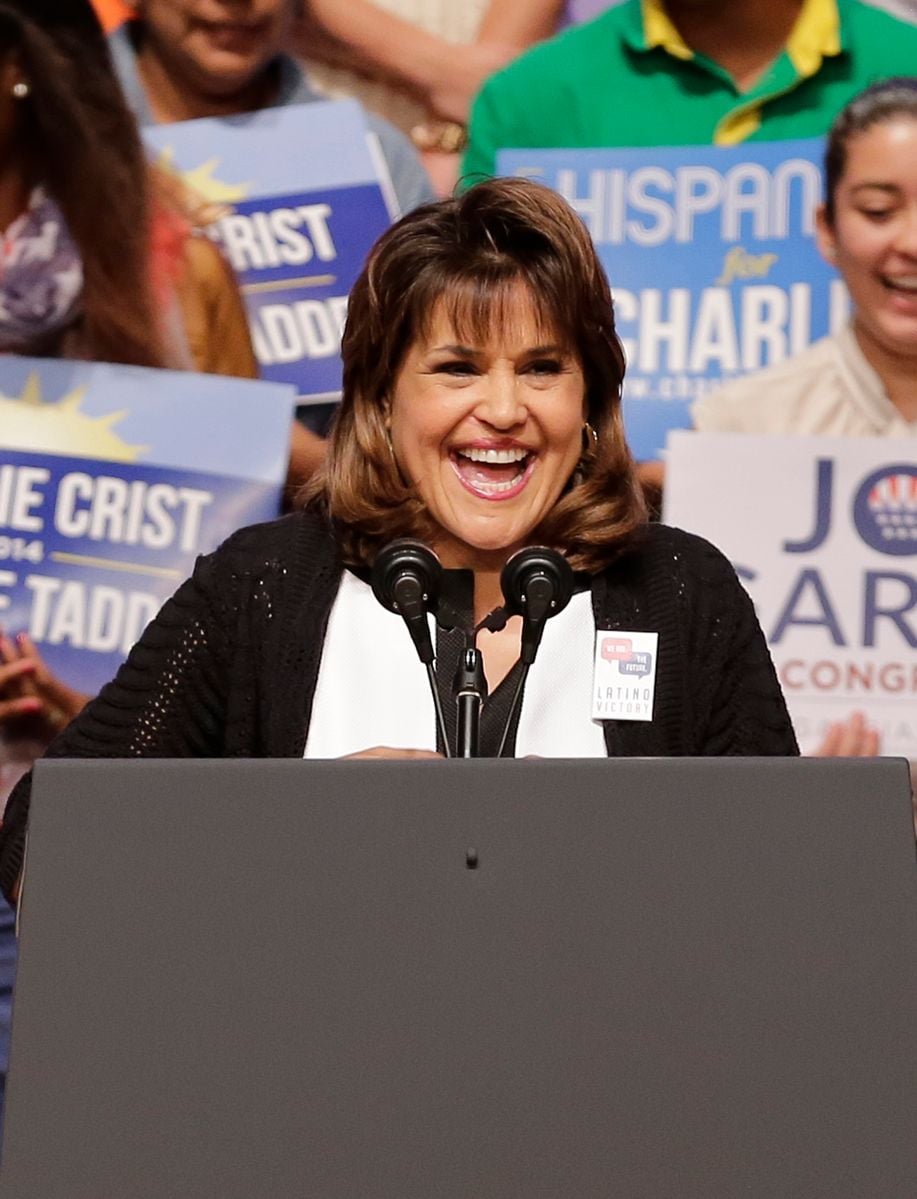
left=17, top=0, right=907, bottom=706
left=1, top=0, right=916, bottom=1119
left=0, top=6, right=912, bottom=789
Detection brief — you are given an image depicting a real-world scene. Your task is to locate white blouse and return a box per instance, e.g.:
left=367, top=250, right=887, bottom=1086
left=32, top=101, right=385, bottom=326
left=304, top=569, right=607, bottom=759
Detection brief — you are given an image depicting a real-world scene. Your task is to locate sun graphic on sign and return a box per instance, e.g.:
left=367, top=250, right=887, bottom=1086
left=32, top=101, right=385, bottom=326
left=0, top=375, right=148, bottom=463
left=155, top=147, right=252, bottom=221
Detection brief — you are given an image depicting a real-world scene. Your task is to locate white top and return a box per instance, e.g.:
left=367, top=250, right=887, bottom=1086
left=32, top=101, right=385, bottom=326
left=304, top=569, right=607, bottom=759
left=692, top=326, right=917, bottom=438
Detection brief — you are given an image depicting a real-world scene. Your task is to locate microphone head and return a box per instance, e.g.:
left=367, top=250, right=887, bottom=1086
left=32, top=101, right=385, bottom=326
left=370, top=539, right=442, bottom=615
left=500, top=547, right=575, bottom=618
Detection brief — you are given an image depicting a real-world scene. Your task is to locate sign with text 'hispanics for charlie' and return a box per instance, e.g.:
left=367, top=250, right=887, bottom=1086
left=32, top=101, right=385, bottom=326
left=144, top=100, right=397, bottom=425
left=498, top=140, right=849, bottom=459
left=664, top=432, right=917, bottom=758
left=0, top=358, right=294, bottom=695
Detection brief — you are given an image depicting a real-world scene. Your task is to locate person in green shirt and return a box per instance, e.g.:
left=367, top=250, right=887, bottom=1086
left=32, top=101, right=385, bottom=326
left=463, top=0, right=917, bottom=181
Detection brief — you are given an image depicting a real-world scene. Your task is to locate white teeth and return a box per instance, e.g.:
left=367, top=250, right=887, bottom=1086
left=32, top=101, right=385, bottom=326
left=885, top=276, right=917, bottom=292
left=458, top=447, right=529, bottom=463
left=471, top=475, right=524, bottom=494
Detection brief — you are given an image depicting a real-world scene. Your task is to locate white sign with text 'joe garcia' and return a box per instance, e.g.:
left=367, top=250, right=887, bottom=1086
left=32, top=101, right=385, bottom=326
left=665, top=432, right=917, bottom=757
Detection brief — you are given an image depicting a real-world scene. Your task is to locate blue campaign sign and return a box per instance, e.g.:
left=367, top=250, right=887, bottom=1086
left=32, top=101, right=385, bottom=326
left=0, top=358, right=294, bottom=694
left=144, top=101, right=397, bottom=423
left=226, top=184, right=392, bottom=398
left=498, top=140, right=847, bottom=459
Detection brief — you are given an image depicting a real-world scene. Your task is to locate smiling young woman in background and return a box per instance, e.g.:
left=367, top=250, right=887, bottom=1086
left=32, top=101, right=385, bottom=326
left=694, top=78, right=917, bottom=437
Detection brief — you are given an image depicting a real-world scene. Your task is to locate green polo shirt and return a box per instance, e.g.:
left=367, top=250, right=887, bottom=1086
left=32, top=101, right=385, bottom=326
left=463, top=0, right=917, bottom=182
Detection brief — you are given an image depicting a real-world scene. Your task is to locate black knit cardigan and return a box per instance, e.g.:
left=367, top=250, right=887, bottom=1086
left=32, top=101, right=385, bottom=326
left=0, top=510, right=798, bottom=900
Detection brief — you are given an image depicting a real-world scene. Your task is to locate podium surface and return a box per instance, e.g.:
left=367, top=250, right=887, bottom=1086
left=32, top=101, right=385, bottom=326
left=3, top=757, right=917, bottom=1197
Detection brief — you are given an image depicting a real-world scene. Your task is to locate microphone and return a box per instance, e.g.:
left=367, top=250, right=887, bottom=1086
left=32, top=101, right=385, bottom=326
left=371, top=539, right=442, bottom=664
left=370, top=539, right=451, bottom=757
left=495, top=547, right=575, bottom=759
left=500, top=547, right=575, bottom=665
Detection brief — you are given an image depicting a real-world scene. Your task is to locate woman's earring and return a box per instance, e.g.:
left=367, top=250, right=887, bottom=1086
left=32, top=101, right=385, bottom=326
left=382, top=411, right=398, bottom=464
left=12, top=81, right=30, bottom=100
left=582, top=421, right=599, bottom=452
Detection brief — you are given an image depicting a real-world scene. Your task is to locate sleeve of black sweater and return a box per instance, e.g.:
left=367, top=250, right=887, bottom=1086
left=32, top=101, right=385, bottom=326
left=0, top=546, right=232, bottom=902
left=684, top=535, right=799, bottom=757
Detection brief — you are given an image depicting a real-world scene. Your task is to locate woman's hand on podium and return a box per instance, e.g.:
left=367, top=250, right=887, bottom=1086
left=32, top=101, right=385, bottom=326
left=341, top=747, right=444, bottom=760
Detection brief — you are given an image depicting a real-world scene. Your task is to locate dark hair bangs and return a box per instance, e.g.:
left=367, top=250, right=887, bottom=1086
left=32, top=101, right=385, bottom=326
left=405, top=257, right=578, bottom=356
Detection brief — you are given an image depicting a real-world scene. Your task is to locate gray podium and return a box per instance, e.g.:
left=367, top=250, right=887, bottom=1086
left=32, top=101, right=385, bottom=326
left=2, top=757, right=917, bottom=1198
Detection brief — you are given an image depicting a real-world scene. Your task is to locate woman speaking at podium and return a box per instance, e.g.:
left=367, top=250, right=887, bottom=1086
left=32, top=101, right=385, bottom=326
left=0, top=177, right=797, bottom=901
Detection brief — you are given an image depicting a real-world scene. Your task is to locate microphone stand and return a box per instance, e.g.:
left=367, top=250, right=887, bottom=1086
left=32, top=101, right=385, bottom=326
left=494, top=547, right=576, bottom=759
left=453, top=643, right=487, bottom=758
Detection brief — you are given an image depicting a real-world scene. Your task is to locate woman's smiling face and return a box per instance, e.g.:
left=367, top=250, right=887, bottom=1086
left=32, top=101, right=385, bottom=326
left=388, top=287, right=586, bottom=571
left=818, top=116, right=917, bottom=363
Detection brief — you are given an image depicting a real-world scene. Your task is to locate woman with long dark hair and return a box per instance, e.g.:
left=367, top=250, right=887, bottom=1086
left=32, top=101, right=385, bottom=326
left=0, top=0, right=263, bottom=376
left=0, top=0, right=171, bottom=366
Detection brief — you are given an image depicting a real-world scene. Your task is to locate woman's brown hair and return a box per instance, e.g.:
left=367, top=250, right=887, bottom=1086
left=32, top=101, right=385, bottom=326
left=0, top=0, right=167, bottom=367
left=310, top=176, right=646, bottom=573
